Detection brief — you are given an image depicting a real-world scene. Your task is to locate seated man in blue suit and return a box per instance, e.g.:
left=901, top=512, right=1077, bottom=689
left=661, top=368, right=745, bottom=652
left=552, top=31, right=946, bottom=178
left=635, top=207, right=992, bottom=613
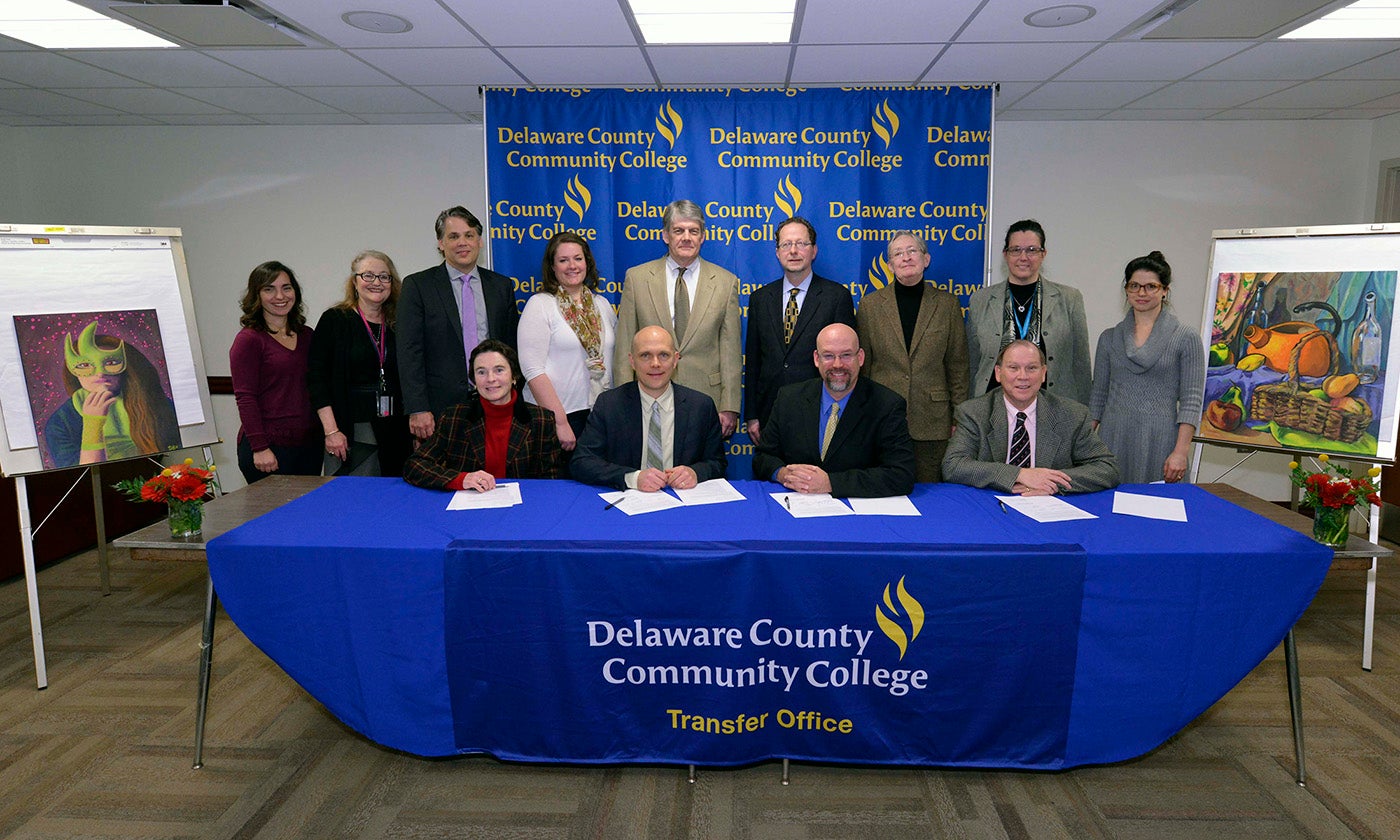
left=943, top=339, right=1118, bottom=495
left=571, top=326, right=726, bottom=491
left=752, top=323, right=915, bottom=498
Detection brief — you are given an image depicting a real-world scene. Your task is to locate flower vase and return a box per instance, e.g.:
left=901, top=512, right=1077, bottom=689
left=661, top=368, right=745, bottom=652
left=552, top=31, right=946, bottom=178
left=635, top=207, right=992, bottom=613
left=1312, top=505, right=1350, bottom=548
left=167, top=498, right=204, bottom=539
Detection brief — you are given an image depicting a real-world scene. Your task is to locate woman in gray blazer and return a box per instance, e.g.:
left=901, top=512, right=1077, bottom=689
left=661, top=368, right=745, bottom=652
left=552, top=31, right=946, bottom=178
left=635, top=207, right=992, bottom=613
left=966, top=220, right=1091, bottom=405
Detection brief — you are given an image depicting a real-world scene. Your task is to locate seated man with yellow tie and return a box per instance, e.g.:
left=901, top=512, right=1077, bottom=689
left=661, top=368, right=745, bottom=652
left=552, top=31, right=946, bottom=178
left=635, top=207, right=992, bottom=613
left=942, top=339, right=1119, bottom=495
left=752, top=324, right=915, bottom=498
left=571, top=326, right=726, bottom=491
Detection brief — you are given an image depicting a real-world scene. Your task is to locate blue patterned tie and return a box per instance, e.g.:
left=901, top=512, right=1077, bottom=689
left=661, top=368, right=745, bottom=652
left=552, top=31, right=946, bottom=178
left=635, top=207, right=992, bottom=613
left=1009, top=411, right=1031, bottom=467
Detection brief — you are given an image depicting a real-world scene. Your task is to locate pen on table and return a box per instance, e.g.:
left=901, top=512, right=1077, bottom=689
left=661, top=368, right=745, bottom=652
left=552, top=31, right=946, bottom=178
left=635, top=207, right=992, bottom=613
left=784, top=495, right=791, bottom=510
left=998, top=500, right=1008, bottom=514
left=603, top=497, right=621, bottom=511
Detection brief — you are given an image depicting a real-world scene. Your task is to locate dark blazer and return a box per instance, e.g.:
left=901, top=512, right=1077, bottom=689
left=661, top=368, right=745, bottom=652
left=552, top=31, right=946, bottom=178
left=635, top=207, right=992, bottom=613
left=752, top=377, right=915, bottom=498
left=403, top=394, right=563, bottom=490
left=941, top=389, right=1119, bottom=494
left=744, top=274, right=856, bottom=429
left=856, top=280, right=969, bottom=441
left=397, top=263, right=520, bottom=418
left=570, top=381, right=727, bottom=490
left=307, top=307, right=411, bottom=476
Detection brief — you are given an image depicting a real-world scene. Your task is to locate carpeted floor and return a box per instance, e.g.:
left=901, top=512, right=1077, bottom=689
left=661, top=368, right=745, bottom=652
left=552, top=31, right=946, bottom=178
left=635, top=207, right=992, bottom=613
left=0, top=546, right=1395, bottom=839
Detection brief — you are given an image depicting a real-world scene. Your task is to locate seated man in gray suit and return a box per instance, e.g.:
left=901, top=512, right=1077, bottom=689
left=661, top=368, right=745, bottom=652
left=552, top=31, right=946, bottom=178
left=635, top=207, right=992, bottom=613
left=752, top=323, right=915, bottom=498
left=943, top=339, right=1118, bottom=495
left=572, top=326, right=726, bottom=492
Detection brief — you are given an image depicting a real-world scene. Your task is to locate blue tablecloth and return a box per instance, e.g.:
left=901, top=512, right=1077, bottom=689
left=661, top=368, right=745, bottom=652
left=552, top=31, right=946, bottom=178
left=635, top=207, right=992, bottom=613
left=206, top=479, right=1332, bottom=768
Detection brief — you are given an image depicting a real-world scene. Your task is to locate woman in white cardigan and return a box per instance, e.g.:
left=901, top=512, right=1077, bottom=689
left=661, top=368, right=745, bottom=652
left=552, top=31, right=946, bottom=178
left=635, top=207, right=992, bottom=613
left=518, top=232, right=617, bottom=454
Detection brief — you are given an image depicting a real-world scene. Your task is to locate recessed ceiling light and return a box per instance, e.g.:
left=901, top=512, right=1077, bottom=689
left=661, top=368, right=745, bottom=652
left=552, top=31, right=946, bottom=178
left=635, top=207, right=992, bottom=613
left=627, top=0, right=795, bottom=45
left=1024, top=4, right=1097, bottom=29
left=1282, top=0, right=1400, bottom=39
left=0, top=0, right=176, bottom=48
left=342, top=11, right=413, bottom=35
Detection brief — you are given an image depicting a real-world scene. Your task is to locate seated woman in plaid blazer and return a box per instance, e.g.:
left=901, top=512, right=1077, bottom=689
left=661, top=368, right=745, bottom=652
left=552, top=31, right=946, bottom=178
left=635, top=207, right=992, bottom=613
left=403, top=339, right=564, bottom=490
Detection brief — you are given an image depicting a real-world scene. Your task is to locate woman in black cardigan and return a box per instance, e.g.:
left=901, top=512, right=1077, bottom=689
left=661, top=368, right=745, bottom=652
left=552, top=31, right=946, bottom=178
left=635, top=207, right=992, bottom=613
left=308, top=250, right=412, bottom=477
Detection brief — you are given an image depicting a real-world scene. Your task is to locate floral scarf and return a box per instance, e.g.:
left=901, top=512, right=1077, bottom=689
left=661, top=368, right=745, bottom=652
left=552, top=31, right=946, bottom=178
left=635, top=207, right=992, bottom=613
left=558, top=288, right=608, bottom=401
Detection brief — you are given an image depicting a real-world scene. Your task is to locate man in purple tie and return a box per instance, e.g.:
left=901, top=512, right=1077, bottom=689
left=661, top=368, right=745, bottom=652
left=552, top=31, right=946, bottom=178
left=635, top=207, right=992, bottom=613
left=943, top=339, right=1118, bottom=495
left=398, top=206, right=520, bottom=442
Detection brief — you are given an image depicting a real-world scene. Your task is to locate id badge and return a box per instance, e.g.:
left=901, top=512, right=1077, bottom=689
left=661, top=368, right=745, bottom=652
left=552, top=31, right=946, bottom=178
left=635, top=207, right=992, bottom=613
left=378, top=393, right=393, bottom=418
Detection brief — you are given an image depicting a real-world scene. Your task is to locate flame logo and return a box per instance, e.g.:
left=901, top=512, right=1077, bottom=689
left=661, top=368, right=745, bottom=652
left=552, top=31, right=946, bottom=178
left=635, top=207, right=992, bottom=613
left=875, top=575, right=924, bottom=660
left=655, top=100, right=684, bottom=148
left=871, top=99, right=900, bottom=148
left=773, top=174, right=802, bottom=218
left=563, top=175, right=592, bottom=222
left=867, top=252, right=894, bottom=291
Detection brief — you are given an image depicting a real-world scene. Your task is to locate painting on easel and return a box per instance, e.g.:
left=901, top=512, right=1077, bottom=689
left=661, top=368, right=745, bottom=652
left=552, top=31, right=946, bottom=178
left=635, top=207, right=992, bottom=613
left=1202, top=270, right=1393, bottom=458
left=14, top=309, right=181, bottom=470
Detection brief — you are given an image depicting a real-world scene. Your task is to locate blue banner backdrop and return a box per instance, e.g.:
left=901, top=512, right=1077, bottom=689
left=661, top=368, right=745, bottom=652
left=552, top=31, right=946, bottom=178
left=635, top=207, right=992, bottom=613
left=484, top=86, right=993, bottom=474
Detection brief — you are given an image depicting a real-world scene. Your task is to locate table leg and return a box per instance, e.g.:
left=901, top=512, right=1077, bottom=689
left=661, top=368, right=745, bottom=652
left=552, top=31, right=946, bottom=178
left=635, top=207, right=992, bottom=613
left=193, top=574, right=217, bottom=769
left=1284, top=628, right=1305, bottom=787
left=781, top=758, right=790, bottom=785
left=687, top=764, right=695, bottom=784
left=1363, top=560, right=1376, bottom=671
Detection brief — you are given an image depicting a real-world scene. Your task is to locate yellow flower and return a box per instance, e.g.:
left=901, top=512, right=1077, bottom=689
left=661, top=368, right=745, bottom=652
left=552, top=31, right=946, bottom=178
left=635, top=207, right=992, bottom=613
left=1369, top=467, right=1382, bottom=477
left=1318, top=454, right=1330, bottom=463
left=184, top=457, right=194, bottom=465
left=1289, top=461, right=1299, bottom=470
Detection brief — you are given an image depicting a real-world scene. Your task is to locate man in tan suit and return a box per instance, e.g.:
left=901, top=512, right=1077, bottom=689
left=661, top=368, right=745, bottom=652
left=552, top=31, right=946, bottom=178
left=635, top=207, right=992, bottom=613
left=856, top=231, right=969, bottom=482
left=614, top=200, right=742, bottom=437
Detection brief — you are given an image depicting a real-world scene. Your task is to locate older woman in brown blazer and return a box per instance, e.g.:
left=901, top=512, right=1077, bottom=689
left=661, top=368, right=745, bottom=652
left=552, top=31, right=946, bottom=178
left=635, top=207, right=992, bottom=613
left=855, top=231, right=969, bottom=482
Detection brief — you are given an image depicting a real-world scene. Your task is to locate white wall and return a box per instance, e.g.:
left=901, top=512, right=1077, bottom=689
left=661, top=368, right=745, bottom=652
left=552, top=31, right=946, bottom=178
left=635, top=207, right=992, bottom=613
left=1, top=118, right=1376, bottom=495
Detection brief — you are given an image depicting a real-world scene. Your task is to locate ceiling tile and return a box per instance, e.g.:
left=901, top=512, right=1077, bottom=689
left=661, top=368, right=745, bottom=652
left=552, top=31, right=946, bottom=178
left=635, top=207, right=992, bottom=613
left=996, top=109, right=1110, bottom=120
left=59, top=87, right=231, bottom=114
left=1130, top=80, right=1296, bottom=109
left=56, top=49, right=271, bottom=88
left=245, top=113, right=364, bottom=125
left=353, top=112, right=467, bottom=125
left=1057, top=42, right=1250, bottom=81
left=1209, top=108, right=1332, bottom=120
left=1193, top=41, right=1400, bottom=81
left=1326, top=48, right=1400, bottom=80
left=791, top=44, right=934, bottom=84
left=1317, top=108, right=1400, bottom=119
left=439, top=0, right=636, bottom=47
left=292, top=85, right=448, bottom=114
left=258, top=0, right=485, bottom=48
left=1014, top=81, right=1167, bottom=110
left=648, top=46, right=791, bottom=86
left=497, top=47, right=654, bottom=86
left=990, top=81, right=1038, bottom=106
left=0, top=114, right=66, bottom=126
left=413, top=85, right=483, bottom=113
left=151, top=114, right=266, bottom=126
left=1247, top=79, right=1400, bottom=109
left=927, top=41, right=1093, bottom=82
left=350, top=47, right=525, bottom=86
left=798, top=0, right=983, bottom=44
left=0, top=88, right=120, bottom=115
left=172, top=87, right=339, bottom=114
left=211, top=49, right=396, bottom=86
left=958, top=0, right=1166, bottom=43
left=1104, top=109, right=1226, bottom=120
left=0, top=52, right=135, bottom=88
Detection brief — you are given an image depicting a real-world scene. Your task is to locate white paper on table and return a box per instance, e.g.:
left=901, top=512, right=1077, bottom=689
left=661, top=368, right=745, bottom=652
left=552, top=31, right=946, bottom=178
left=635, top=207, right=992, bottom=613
left=1112, top=490, right=1187, bottom=522
left=599, top=489, right=685, bottom=516
left=673, top=478, right=746, bottom=506
left=770, top=492, right=855, bottom=518
left=847, top=495, right=920, bottom=516
left=996, top=494, right=1097, bottom=522
left=447, top=482, right=523, bottom=510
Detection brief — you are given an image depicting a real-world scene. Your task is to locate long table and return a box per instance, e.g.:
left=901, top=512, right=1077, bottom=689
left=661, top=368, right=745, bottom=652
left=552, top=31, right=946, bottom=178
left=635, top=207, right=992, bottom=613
left=205, top=478, right=1334, bottom=771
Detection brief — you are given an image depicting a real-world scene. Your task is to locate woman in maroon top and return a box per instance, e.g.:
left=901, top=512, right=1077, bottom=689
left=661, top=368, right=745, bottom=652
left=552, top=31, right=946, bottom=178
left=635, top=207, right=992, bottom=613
left=230, top=261, right=321, bottom=484
left=403, top=340, right=563, bottom=491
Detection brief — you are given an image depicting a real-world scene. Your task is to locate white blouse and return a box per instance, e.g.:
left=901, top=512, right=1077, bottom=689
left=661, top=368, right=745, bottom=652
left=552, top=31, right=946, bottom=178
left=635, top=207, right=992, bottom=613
left=518, top=292, right=617, bottom=414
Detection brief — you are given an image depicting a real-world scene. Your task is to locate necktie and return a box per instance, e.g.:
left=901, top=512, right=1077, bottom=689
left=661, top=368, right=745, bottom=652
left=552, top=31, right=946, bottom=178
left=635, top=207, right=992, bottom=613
left=646, top=400, right=664, bottom=470
left=783, top=287, right=799, bottom=345
left=673, top=265, right=689, bottom=342
left=820, top=403, right=839, bottom=460
left=1009, top=411, right=1031, bottom=467
left=461, top=273, right=479, bottom=357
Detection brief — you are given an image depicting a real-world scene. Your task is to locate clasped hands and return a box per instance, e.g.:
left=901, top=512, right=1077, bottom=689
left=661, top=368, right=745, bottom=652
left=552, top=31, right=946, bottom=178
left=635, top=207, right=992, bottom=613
left=637, top=465, right=698, bottom=492
left=1012, top=467, right=1073, bottom=496
left=776, top=464, right=832, bottom=495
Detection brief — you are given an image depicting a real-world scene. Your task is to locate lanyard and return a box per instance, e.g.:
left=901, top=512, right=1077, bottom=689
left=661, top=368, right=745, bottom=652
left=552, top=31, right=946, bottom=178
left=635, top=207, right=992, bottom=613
left=356, top=308, right=388, bottom=374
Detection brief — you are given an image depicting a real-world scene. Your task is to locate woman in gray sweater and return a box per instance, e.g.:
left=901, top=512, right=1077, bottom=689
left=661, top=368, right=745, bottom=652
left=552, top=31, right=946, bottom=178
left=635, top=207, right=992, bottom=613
left=1090, top=251, right=1204, bottom=484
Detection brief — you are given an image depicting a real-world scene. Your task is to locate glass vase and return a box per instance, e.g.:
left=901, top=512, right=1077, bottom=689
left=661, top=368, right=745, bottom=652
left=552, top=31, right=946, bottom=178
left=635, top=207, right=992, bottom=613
left=1312, top=505, right=1350, bottom=548
left=167, top=498, right=204, bottom=539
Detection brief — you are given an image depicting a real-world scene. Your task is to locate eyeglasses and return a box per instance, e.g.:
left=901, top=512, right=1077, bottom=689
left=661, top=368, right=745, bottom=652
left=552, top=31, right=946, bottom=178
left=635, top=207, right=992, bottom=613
left=356, top=272, right=393, bottom=284
left=1126, top=281, right=1164, bottom=293
left=890, top=247, right=924, bottom=259
left=1004, top=246, right=1045, bottom=257
left=777, top=240, right=812, bottom=251
left=817, top=351, right=858, bottom=364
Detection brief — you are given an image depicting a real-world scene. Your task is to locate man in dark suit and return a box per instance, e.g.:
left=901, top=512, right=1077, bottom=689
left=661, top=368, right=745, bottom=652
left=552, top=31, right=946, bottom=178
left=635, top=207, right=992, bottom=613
left=744, top=216, right=856, bottom=444
left=572, top=326, right=726, bottom=491
left=398, top=206, right=520, bottom=442
left=753, top=323, right=915, bottom=498
left=943, top=339, right=1118, bottom=495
